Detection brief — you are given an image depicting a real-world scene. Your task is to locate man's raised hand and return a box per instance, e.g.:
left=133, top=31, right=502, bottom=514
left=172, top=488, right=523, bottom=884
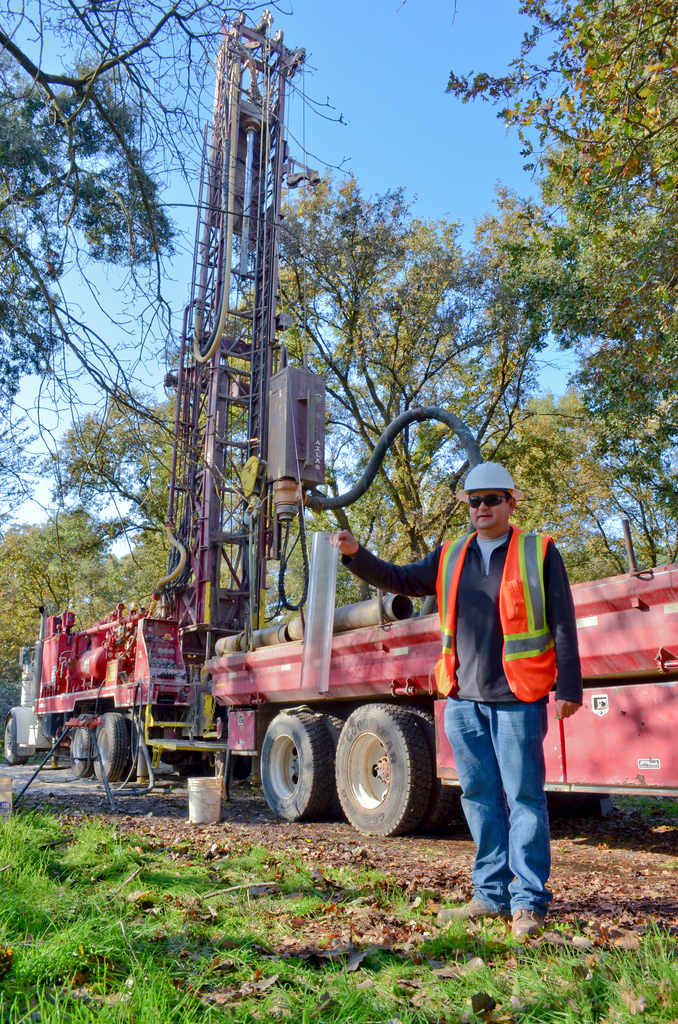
left=329, top=530, right=359, bottom=556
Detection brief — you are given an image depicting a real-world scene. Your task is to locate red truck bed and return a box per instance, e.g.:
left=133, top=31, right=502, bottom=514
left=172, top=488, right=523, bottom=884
left=208, top=562, right=678, bottom=795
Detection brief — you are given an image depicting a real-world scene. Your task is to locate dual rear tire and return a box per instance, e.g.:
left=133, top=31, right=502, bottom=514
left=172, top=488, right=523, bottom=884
left=260, top=703, right=437, bottom=836
left=261, top=711, right=337, bottom=821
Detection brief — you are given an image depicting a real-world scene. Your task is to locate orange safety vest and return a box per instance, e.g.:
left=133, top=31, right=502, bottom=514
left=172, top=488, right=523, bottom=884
left=434, top=526, right=557, bottom=702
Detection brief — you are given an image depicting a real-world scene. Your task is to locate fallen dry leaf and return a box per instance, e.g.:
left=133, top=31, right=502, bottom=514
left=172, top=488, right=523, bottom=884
left=126, top=890, right=158, bottom=908
left=609, top=928, right=640, bottom=951
left=0, top=946, right=12, bottom=976
left=433, top=965, right=464, bottom=980
left=344, top=950, right=367, bottom=973
left=432, top=956, right=485, bottom=980
left=621, top=991, right=648, bottom=1015
left=471, top=991, right=497, bottom=1017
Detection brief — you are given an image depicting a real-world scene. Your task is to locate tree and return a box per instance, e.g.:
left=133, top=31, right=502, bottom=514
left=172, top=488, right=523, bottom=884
left=0, top=509, right=170, bottom=684
left=510, top=390, right=678, bottom=581
left=279, top=176, right=550, bottom=563
left=45, top=397, right=173, bottom=541
left=447, top=1, right=678, bottom=438
left=0, top=0, right=260, bottom=414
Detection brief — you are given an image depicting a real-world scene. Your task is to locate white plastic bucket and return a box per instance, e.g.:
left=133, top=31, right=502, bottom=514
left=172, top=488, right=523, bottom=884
left=0, top=776, right=12, bottom=822
left=187, top=777, right=222, bottom=824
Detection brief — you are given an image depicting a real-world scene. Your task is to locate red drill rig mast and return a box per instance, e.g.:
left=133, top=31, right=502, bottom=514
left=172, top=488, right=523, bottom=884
left=165, top=12, right=309, bottom=659
left=4, top=12, right=318, bottom=779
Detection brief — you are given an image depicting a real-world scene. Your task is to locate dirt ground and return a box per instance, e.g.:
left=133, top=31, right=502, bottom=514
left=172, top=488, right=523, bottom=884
left=3, top=764, right=677, bottom=931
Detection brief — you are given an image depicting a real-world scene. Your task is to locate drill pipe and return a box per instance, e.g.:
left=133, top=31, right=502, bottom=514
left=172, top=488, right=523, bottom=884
left=214, top=593, right=413, bottom=656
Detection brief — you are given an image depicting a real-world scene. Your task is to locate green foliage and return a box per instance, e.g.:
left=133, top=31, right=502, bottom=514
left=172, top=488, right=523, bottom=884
left=280, top=176, right=549, bottom=563
left=448, top=1, right=678, bottom=199
left=0, top=55, right=173, bottom=401
left=447, top=2, right=678, bottom=440
left=0, top=0, right=261, bottom=412
left=0, top=511, right=169, bottom=683
left=510, top=390, right=678, bottom=580
left=47, top=398, right=173, bottom=539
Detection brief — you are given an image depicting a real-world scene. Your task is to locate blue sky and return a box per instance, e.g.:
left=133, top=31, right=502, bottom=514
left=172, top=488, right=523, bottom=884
left=15, top=0, right=576, bottom=524
left=278, top=0, right=535, bottom=229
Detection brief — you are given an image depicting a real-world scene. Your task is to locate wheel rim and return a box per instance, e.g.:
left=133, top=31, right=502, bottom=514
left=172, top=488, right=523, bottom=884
left=72, top=729, right=90, bottom=764
left=269, top=735, right=299, bottom=799
left=346, top=732, right=391, bottom=809
left=4, top=720, right=13, bottom=760
left=97, top=728, right=110, bottom=769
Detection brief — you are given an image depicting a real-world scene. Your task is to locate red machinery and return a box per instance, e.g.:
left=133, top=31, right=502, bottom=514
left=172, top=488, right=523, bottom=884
left=5, top=14, right=678, bottom=833
left=4, top=13, right=309, bottom=781
left=207, top=562, right=678, bottom=836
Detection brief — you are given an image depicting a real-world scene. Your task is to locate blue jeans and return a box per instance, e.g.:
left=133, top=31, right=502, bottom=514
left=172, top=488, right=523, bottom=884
left=443, top=697, right=552, bottom=918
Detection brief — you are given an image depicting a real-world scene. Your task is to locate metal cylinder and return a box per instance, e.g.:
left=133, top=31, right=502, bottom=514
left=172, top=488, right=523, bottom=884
left=78, top=646, right=108, bottom=683
left=214, top=622, right=289, bottom=657
left=273, top=477, right=302, bottom=522
left=288, top=592, right=414, bottom=639
left=239, top=127, right=255, bottom=274
left=215, top=632, right=245, bottom=656
left=622, top=518, right=638, bottom=573
left=213, top=593, right=414, bottom=657
left=24, top=607, right=48, bottom=708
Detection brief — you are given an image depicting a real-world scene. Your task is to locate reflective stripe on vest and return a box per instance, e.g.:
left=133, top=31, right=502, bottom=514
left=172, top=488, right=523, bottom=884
left=434, top=526, right=556, bottom=702
left=438, top=534, right=473, bottom=653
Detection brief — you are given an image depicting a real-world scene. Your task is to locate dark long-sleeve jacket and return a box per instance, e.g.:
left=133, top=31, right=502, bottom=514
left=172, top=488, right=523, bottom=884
left=342, top=526, right=583, bottom=705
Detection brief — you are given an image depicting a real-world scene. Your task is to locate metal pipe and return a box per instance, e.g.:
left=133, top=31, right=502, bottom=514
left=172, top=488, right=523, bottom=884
left=194, top=48, right=241, bottom=364
left=622, top=518, right=638, bottom=573
left=27, top=606, right=47, bottom=708
left=291, top=593, right=414, bottom=636
left=304, top=406, right=481, bottom=511
left=214, top=593, right=414, bottom=657
left=215, top=622, right=287, bottom=656
left=239, top=127, right=255, bottom=277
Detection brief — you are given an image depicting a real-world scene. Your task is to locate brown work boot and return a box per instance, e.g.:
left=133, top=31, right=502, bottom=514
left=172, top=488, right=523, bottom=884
left=437, top=899, right=508, bottom=925
left=511, top=909, right=544, bottom=938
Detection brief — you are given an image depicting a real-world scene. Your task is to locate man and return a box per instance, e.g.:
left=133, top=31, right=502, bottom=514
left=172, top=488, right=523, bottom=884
left=331, top=462, right=582, bottom=938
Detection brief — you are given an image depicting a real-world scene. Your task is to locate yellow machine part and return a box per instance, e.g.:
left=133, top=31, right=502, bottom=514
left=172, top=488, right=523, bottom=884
left=240, top=456, right=267, bottom=503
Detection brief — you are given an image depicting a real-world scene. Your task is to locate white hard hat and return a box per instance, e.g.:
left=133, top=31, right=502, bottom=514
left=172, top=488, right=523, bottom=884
left=456, top=462, right=524, bottom=501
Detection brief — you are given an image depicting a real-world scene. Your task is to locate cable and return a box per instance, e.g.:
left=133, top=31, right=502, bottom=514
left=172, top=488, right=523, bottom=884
left=277, top=504, right=310, bottom=611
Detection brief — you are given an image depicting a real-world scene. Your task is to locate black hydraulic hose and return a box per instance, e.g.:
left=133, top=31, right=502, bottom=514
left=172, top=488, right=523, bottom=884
left=278, top=505, right=310, bottom=611
left=304, top=406, right=482, bottom=511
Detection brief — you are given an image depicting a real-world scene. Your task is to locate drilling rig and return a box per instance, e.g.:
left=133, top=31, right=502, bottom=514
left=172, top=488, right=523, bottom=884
left=5, top=12, right=678, bottom=831
left=3, top=12, right=326, bottom=781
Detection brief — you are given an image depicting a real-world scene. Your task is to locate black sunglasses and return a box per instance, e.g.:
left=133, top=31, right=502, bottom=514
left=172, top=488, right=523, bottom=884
left=468, top=493, right=509, bottom=508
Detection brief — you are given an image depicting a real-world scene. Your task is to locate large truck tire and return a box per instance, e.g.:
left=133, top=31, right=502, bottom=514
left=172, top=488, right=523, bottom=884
left=70, top=726, right=95, bottom=779
left=335, top=704, right=432, bottom=836
left=402, top=705, right=461, bottom=831
left=261, top=711, right=336, bottom=821
left=319, top=714, right=344, bottom=819
left=93, top=713, right=130, bottom=783
left=4, top=713, right=29, bottom=766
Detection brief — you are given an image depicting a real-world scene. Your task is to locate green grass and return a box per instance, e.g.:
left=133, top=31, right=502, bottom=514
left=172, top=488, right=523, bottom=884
left=613, top=795, right=678, bottom=821
left=0, top=813, right=676, bottom=1023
